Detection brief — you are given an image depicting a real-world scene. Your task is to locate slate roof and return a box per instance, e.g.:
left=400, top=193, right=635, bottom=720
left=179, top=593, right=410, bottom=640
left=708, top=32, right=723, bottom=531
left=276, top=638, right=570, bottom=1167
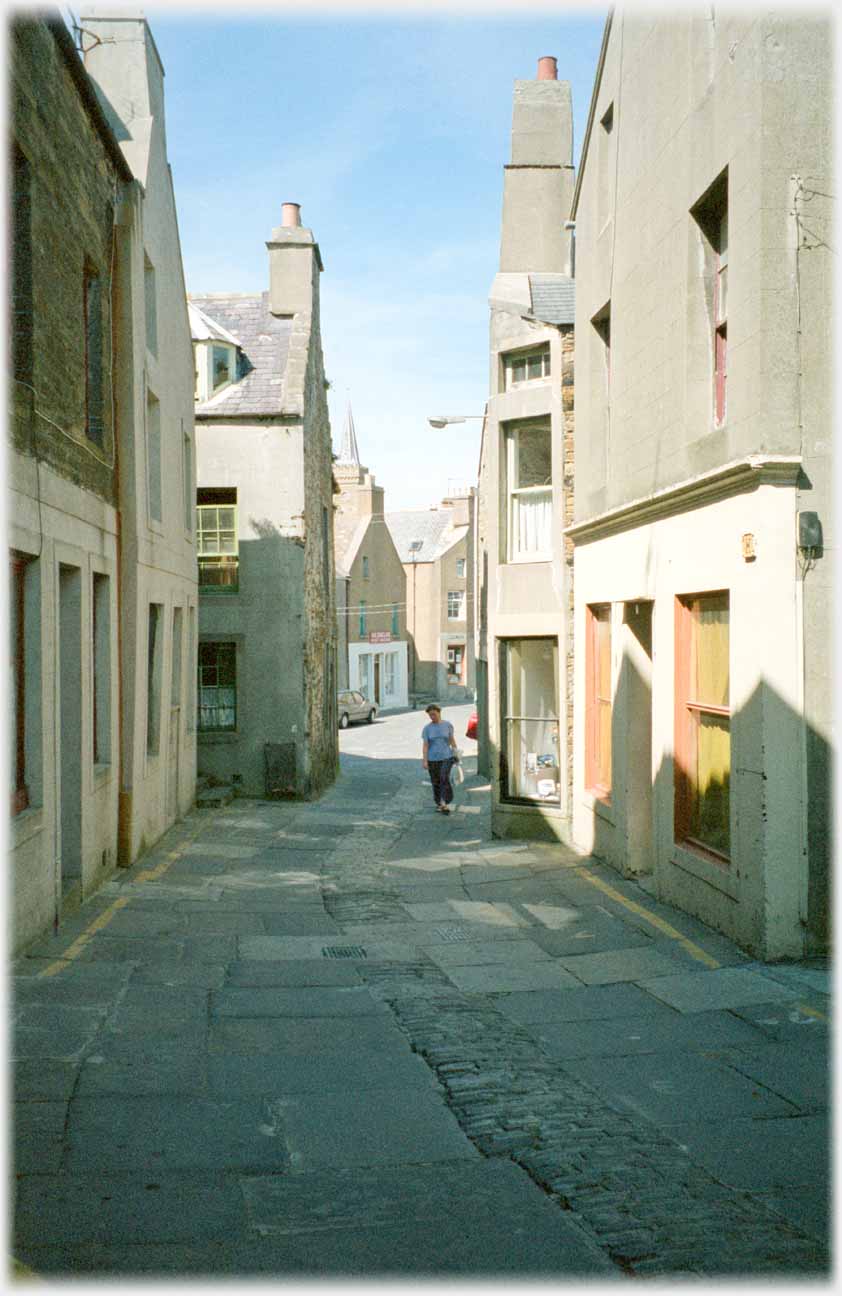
left=189, top=292, right=293, bottom=417
left=529, top=274, right=576, bottom=325
left=385, top=509, right=468, bottom=563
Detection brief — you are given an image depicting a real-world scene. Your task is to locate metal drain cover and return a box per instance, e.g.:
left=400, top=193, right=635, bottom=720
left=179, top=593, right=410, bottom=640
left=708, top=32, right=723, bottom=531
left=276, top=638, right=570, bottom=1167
left=432, top=926, right=474, bottom=942
left=322, top=945, right=367, bottom=959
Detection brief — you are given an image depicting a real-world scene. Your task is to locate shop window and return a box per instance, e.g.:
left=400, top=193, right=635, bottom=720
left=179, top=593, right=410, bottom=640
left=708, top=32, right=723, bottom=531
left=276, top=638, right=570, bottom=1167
left=502, top=343, right=550, bottom=390
left=198, top=641, right=237, bottom=732
left=585, top=604, right=612, bottom=799
left=675, top=591, right=730, bottom=860
left=504, top=421, right=552, bottom=562
left=500, top=638, right=559, bottom=802
left=196, top=488, right=238, bottom=590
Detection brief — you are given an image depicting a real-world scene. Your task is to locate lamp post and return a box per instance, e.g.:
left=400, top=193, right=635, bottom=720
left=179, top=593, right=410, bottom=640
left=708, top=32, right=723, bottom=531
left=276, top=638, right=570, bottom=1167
left=427, top=415, right=485, bottom=429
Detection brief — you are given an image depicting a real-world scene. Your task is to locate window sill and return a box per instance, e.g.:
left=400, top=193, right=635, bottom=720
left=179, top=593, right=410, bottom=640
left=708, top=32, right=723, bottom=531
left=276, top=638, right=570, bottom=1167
left=504, top=555, right=552, bottom=566
left=198, top=730, right=239, bottom=744
left=670, top=840, right=737, bottom=899
left=11, top=803, right=44, bottom=849
left=198, top=587, right=240, bottom=597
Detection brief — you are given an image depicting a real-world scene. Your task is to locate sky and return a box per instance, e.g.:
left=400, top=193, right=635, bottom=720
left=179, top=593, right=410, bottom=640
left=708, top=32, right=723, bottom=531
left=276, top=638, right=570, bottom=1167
left=146, top=3, right=607, bottom=511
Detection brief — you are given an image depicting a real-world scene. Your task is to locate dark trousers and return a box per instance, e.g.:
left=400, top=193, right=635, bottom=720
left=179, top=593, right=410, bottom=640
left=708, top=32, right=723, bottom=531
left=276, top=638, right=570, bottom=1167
left=428, top=758, right=455, bottom=806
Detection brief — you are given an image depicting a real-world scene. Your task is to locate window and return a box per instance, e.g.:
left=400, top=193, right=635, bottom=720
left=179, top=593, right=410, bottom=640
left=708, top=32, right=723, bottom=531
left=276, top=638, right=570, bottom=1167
left=362, top=555, right=369, bottom=579
left=171, top=606, right=183, bottom=708
left=146, top=389, right=162, bottom=523
left=194, top=342, right=239, bottom=402
left=504, top=421, right=552, bottom=561
left=585, top=605, right=611, bottom=799
left=500, top=638, right=559, bottom=802
left=503, top=343, right=550, bottom=390
left=84, top=265, right=104, bottom=447
left=598, top=102, right=614, bottom=228
left=186, top=607, right=196, bottom=732
left=196, top=488, right=238, bottom=590
left=447, top=590, right=465, bottom=620
left=359, top=600, right=367, bottom=636
left=692, top=170, right=728, bottom=427
left=675, top=591, right=730, bottom=860
left=12, top=143, right=33, bottom=385
left=11, top=552, right=40, bottom=814
left=198, top=641, right=236, bottom=732
left=144, top=254, right=157, bottom=355
left=92, top=573, right=111, bottom=765
left=456, top=558, right=466, bottom=578
left=146, top=603, right=163, bottom=755
left=391, top=603, right=399, bottom=636
left=447, top=644, right=465, bottom=683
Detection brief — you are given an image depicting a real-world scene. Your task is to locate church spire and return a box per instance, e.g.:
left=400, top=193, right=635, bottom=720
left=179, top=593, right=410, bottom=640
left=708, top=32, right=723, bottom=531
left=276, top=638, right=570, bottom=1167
left=337, top=401, right=361, bottom=466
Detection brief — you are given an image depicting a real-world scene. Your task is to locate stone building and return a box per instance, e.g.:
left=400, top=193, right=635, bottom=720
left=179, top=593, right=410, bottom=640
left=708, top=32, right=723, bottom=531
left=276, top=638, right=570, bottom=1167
left=9, top=12, right=197, bottom=953
left=568, top=13, right=832, bottom=958
left=475, top=56, right=576, bottom=839
left=333, top=405, right=409, bottom=710
left=190, top=202, right=338, bottom=800
left=387, top=493, right=476, bottom=707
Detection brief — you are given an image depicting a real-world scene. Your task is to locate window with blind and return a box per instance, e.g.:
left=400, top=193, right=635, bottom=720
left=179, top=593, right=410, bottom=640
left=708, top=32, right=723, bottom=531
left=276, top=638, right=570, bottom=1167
left=504, top=421, right=552, bottom=562
left=675, top=591, right=730, bottom=860
left=500, top=637, right=559, bottom=803
left=585, top=604, right=612, bottom=799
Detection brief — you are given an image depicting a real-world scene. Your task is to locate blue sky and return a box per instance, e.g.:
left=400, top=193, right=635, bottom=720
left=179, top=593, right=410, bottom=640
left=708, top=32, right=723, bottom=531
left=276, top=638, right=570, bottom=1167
left=149, top=6, right=606, bottom=509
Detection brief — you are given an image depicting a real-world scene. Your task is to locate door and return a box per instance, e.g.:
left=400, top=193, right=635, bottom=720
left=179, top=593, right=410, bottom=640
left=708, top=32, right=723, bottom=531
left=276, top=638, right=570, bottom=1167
left=374, top=655, right=381, bottom=705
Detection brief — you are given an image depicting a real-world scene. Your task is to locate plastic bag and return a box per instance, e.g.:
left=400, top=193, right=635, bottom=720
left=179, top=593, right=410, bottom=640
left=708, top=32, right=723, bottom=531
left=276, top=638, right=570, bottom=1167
left=453, top=761, right=464, bottom=785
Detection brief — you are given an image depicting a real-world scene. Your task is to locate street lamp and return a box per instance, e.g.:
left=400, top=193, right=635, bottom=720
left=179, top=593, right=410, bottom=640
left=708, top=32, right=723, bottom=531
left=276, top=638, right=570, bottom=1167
left=428, top=415, right=484, bottom=429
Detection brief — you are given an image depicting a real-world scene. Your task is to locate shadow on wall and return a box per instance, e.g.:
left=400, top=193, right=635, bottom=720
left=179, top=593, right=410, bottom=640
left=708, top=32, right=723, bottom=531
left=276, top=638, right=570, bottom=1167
left=588, top=638, right=831, bottom=960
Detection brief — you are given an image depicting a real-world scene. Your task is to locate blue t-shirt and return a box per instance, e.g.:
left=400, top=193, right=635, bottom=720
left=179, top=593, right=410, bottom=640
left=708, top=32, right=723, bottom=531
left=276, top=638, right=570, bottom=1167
left=423, top=720, right=454, bottom=762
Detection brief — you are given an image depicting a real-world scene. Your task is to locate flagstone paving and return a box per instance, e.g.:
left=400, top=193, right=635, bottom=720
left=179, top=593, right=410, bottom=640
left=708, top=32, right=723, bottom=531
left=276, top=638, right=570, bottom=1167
left=11, top=705, right=829, bottom=1278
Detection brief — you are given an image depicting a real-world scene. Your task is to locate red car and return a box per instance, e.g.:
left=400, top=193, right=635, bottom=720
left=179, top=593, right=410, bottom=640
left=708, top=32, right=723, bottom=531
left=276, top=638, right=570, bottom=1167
left=465, top=711, right=478, bottom=740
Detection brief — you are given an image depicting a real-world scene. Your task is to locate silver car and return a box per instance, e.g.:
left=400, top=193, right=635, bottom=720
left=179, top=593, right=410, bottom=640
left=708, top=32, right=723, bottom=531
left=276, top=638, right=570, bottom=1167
left=337, top=690, right=377, bottom=729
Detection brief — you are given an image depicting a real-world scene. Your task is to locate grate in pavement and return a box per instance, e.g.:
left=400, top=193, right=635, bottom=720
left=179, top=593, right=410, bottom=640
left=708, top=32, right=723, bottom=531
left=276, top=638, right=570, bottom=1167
left=322, top=945, right=367, bottom=959
left=432, top=926, right=475, bottom=942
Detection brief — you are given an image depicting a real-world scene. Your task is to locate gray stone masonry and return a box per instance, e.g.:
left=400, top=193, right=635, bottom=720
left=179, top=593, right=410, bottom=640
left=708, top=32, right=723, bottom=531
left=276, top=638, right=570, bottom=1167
left=12, top=706, right=829, bottom=1279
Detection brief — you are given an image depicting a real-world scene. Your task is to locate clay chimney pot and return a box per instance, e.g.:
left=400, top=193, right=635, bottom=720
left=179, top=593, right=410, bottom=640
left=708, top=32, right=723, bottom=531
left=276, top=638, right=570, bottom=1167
left=281, top=202, right=302, bottom=228
left=537, top=55, right=558, bottom=81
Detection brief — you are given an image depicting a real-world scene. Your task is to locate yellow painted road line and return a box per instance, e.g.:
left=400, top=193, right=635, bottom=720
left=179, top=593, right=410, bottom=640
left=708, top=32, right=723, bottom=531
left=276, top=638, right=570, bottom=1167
left=37, top=896, right=131, bottom=978
left=37, top=820, right=207, bottom=978
left=574, top=867, right=722, bottom=969
left=796, top=1002, right=828, bottom=1022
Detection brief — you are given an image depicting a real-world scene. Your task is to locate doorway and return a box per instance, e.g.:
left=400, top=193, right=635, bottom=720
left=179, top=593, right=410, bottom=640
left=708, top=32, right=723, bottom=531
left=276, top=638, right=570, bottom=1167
left=58, top=564, right=82, bottom=903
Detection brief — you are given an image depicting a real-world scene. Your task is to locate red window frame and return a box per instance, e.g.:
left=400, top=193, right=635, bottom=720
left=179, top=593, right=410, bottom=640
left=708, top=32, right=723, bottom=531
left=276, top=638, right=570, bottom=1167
left=674, top=591, right=731, bottom=863
left=585, top=604, right=612, bottom=800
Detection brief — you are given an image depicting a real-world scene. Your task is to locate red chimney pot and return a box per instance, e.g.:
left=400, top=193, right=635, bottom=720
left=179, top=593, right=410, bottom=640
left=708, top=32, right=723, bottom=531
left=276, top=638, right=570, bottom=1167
left=281, top=202, right=302, bottom=228
left=537, top=56, right=558, bottom=81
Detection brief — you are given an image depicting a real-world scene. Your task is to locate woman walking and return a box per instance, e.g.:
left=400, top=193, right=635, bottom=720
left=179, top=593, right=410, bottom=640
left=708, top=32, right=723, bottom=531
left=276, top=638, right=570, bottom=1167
left=421, top=703, right=458, bottom=814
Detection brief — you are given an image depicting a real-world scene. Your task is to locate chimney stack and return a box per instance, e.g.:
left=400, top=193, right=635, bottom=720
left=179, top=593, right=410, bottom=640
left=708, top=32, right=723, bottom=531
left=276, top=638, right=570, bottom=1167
left=267, top=202, right=324, bottom=317
left=499, top=57, right=574, bottom=274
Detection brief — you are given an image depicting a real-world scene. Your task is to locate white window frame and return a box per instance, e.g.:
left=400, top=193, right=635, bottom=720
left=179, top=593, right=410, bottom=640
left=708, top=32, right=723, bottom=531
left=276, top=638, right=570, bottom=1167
left=505, top=422, right=553, bottom=563
left=447, top=590, right=465, bottom=620
left=503, top=343, right=551, bottom=391
left=455, top=558, right=466, bottom=578
left=194, top=341, right=237, bottom=402
left=196, top=503, right=239, bottom=590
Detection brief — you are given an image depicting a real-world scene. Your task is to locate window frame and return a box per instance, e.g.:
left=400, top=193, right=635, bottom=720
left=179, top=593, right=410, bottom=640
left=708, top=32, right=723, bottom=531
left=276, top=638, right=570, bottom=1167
left=456, top=557, right=466, bottom=579
left=194, top=340, right=238, bottom=402
left=674, top=590, right=731, bottom=864
left=359, top=600, right=367, bottom=637
left=502, top=342, right=551, bottom=391
left=504, top=421, right=553, bottom=564
left=197, top=640, right=237, bottom=734
left=196, top=499, right=239, bottom=592
left=499, top=636, right=560, bottom=806
left=447, top=589, right=465, bottom=621
left=585, top=604, right=612, bottom=801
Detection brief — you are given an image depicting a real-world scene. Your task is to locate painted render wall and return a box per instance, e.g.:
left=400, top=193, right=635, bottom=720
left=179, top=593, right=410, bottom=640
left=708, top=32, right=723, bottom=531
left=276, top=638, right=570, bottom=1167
left=570, top=13, right=832, bottom=956
left=343, top=518, right=408, bottom=710
left=83, top=11, right=199, bottom=863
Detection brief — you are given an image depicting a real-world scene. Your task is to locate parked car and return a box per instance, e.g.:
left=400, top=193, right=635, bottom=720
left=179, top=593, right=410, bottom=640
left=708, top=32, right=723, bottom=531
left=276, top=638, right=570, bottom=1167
left=337, top=690, right=377, bottom=729
left=466, top=711, right=478, bottom=740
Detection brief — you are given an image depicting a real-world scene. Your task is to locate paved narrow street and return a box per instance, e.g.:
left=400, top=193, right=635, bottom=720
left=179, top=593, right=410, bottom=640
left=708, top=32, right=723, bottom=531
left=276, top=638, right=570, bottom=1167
left=13, top=704, right=829, bottom=1279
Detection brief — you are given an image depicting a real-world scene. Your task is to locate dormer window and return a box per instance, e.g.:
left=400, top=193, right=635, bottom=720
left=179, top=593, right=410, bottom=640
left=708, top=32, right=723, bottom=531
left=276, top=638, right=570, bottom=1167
left=503, top=343, right=550, bottom=391
left=193, top=341, right=238, bottom=402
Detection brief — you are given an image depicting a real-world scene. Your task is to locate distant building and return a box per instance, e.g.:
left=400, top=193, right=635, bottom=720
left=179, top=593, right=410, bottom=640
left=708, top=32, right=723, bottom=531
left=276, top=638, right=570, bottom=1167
left=333, top=405, right=409, bottom=710
left=475, top=56, right=576, bottom=837
left=9, top=12, right=197, bottom=952
left=568, top=13, right=832, bottom=959
left=387, top=494, right=475, bottom=706
left=190, top=202, right=337, bottom=800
